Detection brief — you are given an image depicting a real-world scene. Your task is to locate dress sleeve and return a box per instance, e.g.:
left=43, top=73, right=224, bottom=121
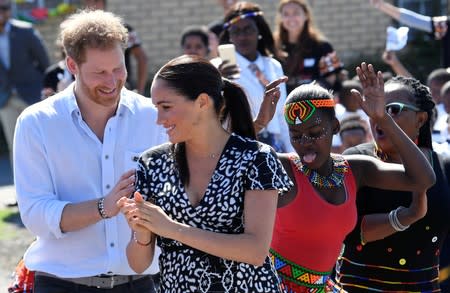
left=245, top=143, right=293, bottom=194
left=134, top=144, right=172, bottom=201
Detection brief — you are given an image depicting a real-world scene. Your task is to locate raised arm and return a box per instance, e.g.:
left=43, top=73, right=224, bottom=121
left=382, top=50, right=412, bottom=78
left=348, top=63, right=435, bottom=191
left=254, top=76, right=288, bottom=133
left=370, top=0, right=433, bottom=33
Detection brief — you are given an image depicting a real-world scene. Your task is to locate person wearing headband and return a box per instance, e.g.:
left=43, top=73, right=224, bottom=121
left=270, top=63, right=436, bottom=292
left=217, top=1, right=292, bottom=153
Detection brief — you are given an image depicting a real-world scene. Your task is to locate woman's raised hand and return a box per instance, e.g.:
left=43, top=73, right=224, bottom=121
left=354, top=62, right=386, bottom=121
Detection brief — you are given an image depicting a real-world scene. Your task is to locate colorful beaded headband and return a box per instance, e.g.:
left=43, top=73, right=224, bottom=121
left=284, top=99, right=335, bottom=125
left=223, top=11, right=264, bottom=29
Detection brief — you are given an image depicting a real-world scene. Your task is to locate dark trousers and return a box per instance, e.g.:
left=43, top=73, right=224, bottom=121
left=33, top=274, right=156, bottom=293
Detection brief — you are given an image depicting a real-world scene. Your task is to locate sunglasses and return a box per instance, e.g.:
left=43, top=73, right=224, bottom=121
left=385, top=102, right=420, bottom=116
left=0, top=5, right=10, bottom=11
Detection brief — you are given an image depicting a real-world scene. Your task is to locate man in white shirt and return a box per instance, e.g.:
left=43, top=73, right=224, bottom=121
left=14, top=10, right=165, bottom=292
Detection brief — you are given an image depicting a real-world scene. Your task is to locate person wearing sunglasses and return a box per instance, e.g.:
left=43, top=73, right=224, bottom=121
left=270, top=63, right=436, bottom=292
left=334, top=75, right=450, bottom=292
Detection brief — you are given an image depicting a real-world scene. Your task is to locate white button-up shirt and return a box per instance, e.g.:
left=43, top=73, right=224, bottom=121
left=14, top=84, right=167, bottom=277
left=234, top=52, right=293, bottom=152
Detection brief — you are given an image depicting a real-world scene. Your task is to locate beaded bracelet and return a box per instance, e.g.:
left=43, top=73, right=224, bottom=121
left=97, top=197, right=110, bottom=219
left=388, top=206, right=410, bottom=231
left=133, top=231, right=152, bottom=247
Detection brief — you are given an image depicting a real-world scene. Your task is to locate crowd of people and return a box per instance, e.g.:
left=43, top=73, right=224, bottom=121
left=2, top=0, right=450, bottom=292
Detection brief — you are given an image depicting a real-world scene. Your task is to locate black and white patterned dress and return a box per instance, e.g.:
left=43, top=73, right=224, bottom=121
left=135, top=134, right=292, bottom=293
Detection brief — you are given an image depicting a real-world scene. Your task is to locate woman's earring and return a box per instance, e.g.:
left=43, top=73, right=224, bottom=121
left=258, top=35, right=262, bottom=40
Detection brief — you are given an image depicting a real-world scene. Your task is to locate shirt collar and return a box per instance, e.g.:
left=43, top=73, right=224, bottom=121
left=236, top=51, right=264, bottom=71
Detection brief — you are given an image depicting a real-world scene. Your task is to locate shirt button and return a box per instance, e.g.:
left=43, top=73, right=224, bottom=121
left=110, top=242, right=114, bottom=247
left=106, top=184, right=110, bottom=189
left=105, top=155, right=109, bottom=160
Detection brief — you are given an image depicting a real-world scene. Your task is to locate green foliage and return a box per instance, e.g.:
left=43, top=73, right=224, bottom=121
left=0, top=209, right=22, bottom=240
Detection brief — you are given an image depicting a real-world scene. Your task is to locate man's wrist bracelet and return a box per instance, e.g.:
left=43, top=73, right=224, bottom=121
left=97, top=197, right=110, bottom=219
left=133, top=231, right=152, bottom=246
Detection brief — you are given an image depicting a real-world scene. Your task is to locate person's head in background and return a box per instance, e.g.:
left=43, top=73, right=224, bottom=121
left=274, top=0, right=323, bottom=45
left=180, top=25, right=209, bottom=58
left=83, top=0, right=105, bottom=10
left=151, top=55, right=255, bottom=145
left=426, top=68, right=450, bottom=104
left=339, top=79, right=363, bottom=112
left=440, top=80, right=450, bottom=114
left=371, top=76, right=434, bottom=161
left=219, top=1, right=276, bottom=61
left=339, top=113, right=370, bottom=151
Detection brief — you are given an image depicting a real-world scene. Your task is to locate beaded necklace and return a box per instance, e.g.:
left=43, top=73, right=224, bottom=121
left=292, top=154, right=349, bottom=189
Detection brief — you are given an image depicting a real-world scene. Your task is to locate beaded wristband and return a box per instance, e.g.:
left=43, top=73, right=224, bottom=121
left=97, top=197, right=110, bottom=219
left=133, top=231, right=152, bottom=246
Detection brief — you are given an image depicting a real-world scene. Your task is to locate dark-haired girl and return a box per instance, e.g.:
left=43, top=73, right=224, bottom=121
left=118, top=55, right=292, bottom=292
left=271, top=63, right=436, bottom=292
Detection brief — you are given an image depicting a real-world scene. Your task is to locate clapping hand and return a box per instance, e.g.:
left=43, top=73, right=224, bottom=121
left=353, top=62, right=386, bottom=122
left=118, top=191, right=177, bottom=239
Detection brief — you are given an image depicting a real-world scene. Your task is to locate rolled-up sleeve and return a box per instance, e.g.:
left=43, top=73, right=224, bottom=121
left=14, top=112, right=69, bottom=239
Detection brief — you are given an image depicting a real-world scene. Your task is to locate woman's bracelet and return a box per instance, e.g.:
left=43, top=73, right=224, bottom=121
left=388, top=206, right=410, bottom=231
left=133, top=231, right=152, bottom=247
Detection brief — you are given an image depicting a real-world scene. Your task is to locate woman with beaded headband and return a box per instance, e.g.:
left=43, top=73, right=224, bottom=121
left=215, top=1, right=292, bottom=153
left=333, top=76, right=450, bottom=292
left=270, top=63, right=436, bottom=292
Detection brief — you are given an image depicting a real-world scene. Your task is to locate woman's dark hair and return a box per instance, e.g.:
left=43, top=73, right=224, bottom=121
left=180, top=25, right=209, bottom=48
left=219, top=1, right=277, bottom=57
left=286, top=82, right=336, bottom=120
left=274, top=0, right=325, bottom=64
left=154, top=55, right=255, bottom=184
left=385, top=76, right=435, bottom=149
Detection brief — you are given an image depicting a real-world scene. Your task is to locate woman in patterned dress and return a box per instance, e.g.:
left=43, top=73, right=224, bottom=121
left=270, top=63, right=436, bottom=292
left=117, top=55, right=292, bottom=292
